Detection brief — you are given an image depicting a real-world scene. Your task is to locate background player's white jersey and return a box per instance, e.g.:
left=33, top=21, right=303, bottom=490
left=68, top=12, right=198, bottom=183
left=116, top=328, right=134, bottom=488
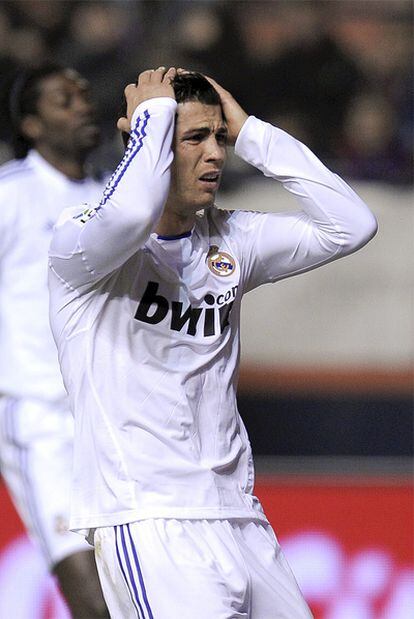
left=0, top=150, right=104, bottom=401
left=48, top=99, right=377, bottom=535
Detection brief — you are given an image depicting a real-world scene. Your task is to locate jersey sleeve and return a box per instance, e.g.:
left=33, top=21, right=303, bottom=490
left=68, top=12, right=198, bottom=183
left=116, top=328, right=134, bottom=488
left=0, top=192, right=18, bottom=262
left=233, top=116, right=378, bottom=292
left=0, top=215, right=12, bottom=261
left=48, top=97, right=177, bottom=290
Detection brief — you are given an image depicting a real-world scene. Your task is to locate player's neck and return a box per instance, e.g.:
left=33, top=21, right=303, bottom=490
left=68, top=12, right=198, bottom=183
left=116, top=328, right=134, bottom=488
left=155, top=209, right=196, bottom=238
left=35, top=145, right=87, bottom=181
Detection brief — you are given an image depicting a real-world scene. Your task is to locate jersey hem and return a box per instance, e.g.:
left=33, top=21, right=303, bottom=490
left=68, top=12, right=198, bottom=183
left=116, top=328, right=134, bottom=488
left=70, top=507, right=269, bottom=535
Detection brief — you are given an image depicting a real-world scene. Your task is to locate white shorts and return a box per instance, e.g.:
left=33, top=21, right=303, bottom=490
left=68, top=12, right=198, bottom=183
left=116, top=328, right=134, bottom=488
left=94, top=518, right=313, bottom=619
left=0, top=395, right=90, bottom=568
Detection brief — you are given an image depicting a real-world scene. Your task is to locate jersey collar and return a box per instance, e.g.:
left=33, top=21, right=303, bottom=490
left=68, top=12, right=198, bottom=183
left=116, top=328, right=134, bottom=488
left=26, top=149, right=88, bottom=189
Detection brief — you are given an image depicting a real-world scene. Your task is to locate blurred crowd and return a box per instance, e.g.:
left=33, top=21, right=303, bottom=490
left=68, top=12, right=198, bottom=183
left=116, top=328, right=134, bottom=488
left=0, top=0, right=412, bottom=186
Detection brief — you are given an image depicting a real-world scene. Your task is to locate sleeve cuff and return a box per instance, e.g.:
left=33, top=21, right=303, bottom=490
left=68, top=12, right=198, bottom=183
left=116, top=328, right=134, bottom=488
left=131, top=97, right=177, bottom=130
left=234, top=116, right=262, bottom=157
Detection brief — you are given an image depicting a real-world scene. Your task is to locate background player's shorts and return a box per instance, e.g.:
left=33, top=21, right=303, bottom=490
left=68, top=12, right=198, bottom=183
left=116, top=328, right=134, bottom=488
left=0, top=395, right=91, bottom=569
left=94, top=518, right=314, bottom=619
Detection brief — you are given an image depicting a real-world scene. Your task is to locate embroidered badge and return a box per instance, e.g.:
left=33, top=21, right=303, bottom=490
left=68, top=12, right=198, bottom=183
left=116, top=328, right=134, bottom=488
left=207, top=246, right=236, bottom=277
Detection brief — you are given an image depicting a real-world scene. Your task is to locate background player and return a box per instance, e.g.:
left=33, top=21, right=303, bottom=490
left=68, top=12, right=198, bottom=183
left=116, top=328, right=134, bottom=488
left=48, top=67, right=377, bottom=618
left=0, top=65, right=109, bottom=617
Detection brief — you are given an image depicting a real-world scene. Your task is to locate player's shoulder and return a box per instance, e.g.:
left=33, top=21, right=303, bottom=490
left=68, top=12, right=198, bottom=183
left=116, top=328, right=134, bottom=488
left=208, top=205, right=265, bottom=234
left=54, top=202, right=100, bottom=229
left=0, top=158, right=38, bottom=223
left=0, top=157, right=35, bottom=187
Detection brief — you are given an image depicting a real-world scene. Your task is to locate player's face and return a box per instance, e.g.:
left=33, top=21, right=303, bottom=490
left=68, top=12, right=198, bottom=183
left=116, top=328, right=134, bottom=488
left=30, top=70, right=99, bottom=157
left=167, top=101, right=227, bottom=213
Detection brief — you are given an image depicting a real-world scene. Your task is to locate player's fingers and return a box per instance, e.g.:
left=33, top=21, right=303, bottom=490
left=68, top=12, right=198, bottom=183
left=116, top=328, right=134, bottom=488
left=117, top=116, right=130, bottom=133
left=124, top=83, right=136, bottom=97
left=150, top=66, right=167, bottom=82
left=163, top=67, right=176, bottom=82
left=137, top=69, right=155, bottom=85
left=204, top=75, right=227, bottom=95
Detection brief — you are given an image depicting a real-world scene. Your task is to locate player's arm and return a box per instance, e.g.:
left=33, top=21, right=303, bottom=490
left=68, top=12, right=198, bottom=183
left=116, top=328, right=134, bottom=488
left=49, top=67, right=177, bottom=290
left=0, top=189, right=18, bottom=262
left=235, top=118, right=377, bottom=288
left=208, top=76, right=377, bottom=288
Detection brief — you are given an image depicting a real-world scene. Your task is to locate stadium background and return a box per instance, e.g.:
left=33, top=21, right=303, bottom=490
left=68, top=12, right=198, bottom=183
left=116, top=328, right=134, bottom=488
left=0, top=1, right=412, bottom=617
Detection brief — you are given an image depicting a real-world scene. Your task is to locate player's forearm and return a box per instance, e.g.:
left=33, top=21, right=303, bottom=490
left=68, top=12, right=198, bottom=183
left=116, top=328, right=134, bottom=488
left=81, top=98, right=177, bottom=262
left=49, top=98, right=176, bottom=289
left=235, top=117, right=378, bottom=255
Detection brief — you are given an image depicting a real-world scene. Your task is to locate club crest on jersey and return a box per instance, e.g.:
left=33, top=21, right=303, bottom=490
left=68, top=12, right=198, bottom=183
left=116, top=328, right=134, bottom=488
left=207, top=246, right=236, bottom=277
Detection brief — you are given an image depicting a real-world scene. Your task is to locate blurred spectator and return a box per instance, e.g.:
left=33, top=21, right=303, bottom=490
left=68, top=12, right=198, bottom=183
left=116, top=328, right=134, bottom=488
left=0, top=0, right=411, bottom=185
left=335, top=91, right=412, bottom=184
left=56, top=1, right=143, bottom=168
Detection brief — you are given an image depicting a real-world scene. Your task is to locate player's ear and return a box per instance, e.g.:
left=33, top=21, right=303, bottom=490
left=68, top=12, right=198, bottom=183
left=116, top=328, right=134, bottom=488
left=20, top=115, right=42, bottom=141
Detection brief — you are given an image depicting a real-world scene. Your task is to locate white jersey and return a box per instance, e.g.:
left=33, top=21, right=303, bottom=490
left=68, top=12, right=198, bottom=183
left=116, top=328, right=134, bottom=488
left=0, top=150, right=104, bottom=401
left=48, top=98, right=377, bottom=534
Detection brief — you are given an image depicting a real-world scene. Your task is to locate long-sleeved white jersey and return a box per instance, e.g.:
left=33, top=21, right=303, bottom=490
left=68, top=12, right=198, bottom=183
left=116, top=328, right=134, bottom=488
left=0, top=150, right=104, bottom=401
left=48, top=98, right=377, bottom=535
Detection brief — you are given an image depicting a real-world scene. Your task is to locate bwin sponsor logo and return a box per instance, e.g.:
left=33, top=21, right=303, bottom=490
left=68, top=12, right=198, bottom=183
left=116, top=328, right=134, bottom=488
left=135, top=281, right=238, bottom=337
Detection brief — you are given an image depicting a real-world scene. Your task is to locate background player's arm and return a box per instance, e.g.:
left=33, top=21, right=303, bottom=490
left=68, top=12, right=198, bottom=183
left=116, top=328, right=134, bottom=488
left=0, top=183, right=20, bottom=262
left=49, top=68, right=177, bottom=290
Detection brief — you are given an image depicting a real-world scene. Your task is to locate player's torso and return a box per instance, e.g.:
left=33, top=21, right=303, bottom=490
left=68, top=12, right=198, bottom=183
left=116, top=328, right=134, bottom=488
left=64, top=217, right=257, bottom=519
left=0, top=154, right=104, bottom=398
left=60, top=215, right=245, bottom=458
left=87, top=218, right=242, bottom=374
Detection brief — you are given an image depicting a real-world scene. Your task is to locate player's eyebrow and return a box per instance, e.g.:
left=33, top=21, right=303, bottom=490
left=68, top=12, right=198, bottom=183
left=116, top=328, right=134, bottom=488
left=181, top=126, right=210, bottom=137
left=182, top=125, right=227, bottom=138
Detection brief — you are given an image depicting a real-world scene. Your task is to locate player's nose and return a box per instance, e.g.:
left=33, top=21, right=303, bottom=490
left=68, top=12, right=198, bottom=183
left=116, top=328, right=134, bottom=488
left=204, top=136, right=225, bottom=163
left=73, top=93, right=95, bottom=118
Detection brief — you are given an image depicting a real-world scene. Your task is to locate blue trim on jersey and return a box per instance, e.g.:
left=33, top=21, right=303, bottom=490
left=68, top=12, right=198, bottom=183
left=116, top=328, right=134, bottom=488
left=126, top=523, right=154, bottom=619
left=99, top=110, right=150, bottom=209
left=115, top=525, right=144, bottom=618
left=157, top=230, right=192, bottom=241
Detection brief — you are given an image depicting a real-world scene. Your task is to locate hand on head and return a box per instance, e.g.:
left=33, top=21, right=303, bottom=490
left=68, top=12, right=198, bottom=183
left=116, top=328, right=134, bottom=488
left=117, top=67, right=248, bottom=145
left=202, top=75, right=248, bottom=146
left=117, top=67, right=176, bottom=134
left=175, top=68, right=247, bottom=145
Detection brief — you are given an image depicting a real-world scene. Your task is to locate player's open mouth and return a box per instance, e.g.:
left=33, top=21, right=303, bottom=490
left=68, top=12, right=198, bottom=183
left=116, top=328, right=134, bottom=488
left=199, top=172, right=220, bottom=188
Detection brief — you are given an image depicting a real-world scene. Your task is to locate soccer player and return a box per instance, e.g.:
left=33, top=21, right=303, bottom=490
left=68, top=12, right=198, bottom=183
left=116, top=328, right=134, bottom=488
left=0, top=66, right=109, bottom=617
left=48, top=67, right=377, bottom=618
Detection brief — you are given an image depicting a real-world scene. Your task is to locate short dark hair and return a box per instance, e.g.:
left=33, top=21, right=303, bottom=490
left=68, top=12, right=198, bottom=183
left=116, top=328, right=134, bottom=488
left=121, top=71, right=222, bottom=147
left=8, top=64, right=63, bottom=158
left=172, top=72, right=221, bottom=107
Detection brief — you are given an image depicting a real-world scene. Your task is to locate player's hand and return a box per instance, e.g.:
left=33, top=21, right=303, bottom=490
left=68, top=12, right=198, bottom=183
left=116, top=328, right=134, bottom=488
left=117, top=66, right=176, bottom=134
left=204, top=75, right=248, bottom=145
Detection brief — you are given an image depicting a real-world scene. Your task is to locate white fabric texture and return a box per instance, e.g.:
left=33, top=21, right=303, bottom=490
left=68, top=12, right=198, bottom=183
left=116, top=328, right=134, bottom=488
left=48, top=98, right=377, bottom=535
left=0, top=149, right=104, bottom=566
left=0, top=150, right=104, bottom=401
left=94, top=518, right=313, bottom=619
left=0, top=395, right=90, bottom=567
